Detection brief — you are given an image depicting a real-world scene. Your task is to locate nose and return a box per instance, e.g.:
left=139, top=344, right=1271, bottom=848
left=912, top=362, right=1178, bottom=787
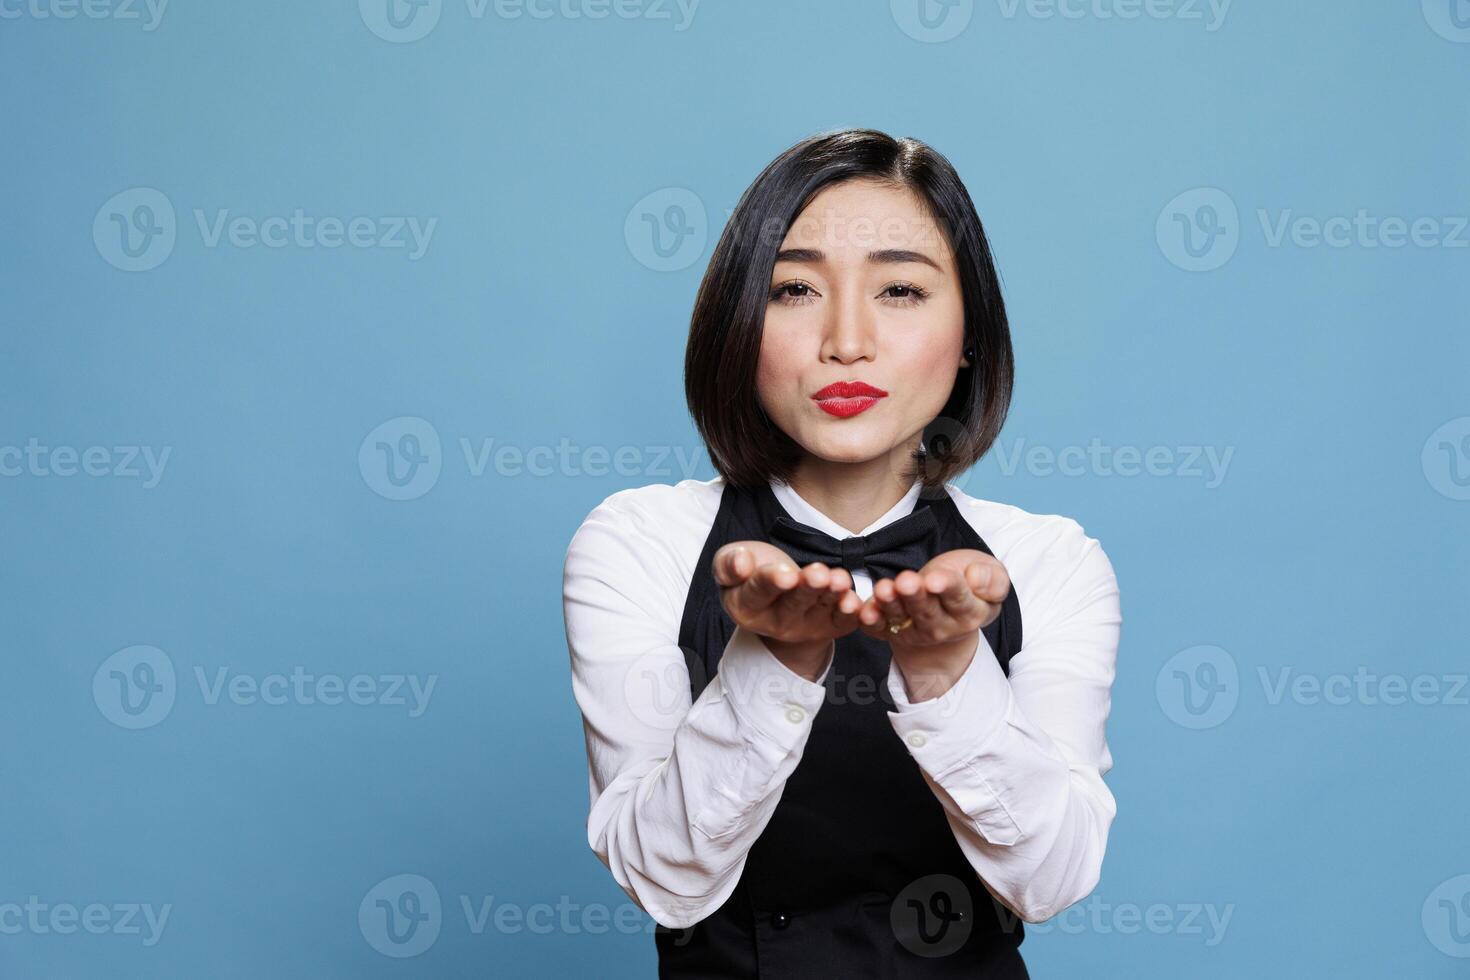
left=819, top=286, right=876, bottom=365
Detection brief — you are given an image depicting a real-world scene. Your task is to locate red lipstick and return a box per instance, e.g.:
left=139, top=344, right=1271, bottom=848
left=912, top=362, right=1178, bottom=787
left=812, top=380, right=888, bottom=418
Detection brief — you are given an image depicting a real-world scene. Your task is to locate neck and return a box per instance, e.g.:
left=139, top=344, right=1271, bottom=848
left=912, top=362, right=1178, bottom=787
left=786, top=443, right=920, bottom=535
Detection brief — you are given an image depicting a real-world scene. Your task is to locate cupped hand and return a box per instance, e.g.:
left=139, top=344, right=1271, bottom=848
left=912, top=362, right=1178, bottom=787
left=712, top=540, right=862, bottom=677
left=856, top=549, right=1009, bottom=651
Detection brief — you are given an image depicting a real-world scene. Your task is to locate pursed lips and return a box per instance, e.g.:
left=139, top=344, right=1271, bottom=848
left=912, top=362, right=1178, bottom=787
left=812, top=380, right=887, bottom=417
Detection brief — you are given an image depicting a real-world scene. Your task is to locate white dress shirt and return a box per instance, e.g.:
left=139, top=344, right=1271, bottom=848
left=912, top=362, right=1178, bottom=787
left=561, top=475, right=1121, bottom=930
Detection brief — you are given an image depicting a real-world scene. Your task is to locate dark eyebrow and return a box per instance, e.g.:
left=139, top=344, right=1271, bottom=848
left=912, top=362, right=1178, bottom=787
left=773, top=247, right=942, bottom=272
left=869, top=248, right=941, bottom=271
left=774, top=248, right=824, bottom=264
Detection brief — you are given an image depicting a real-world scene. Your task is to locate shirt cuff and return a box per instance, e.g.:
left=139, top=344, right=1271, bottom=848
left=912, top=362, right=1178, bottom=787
left=716, top=625, right=833, bottom=747
left=886, top=629, right=1012, bottom=779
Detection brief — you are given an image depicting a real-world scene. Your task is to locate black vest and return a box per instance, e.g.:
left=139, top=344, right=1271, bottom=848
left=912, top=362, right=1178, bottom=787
left=654, top=480, right=1029, bottom=978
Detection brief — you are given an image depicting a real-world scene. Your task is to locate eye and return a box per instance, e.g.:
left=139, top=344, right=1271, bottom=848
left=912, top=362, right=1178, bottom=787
left=879, top=281, right=930, bottom=305
left=769, top=280, right=820, bottom=306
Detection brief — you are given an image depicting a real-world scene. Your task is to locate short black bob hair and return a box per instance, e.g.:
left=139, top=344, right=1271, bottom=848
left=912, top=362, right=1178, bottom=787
left=684, top=127, right=1014, bottom=494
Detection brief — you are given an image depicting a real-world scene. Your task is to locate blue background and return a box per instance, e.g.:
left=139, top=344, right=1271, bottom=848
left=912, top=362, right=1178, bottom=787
left=3, top=0, right=1468, bottom=976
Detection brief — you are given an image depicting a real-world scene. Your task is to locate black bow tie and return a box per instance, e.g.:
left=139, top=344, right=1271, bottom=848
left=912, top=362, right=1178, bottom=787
left=767, top=506, right=940, bottom=582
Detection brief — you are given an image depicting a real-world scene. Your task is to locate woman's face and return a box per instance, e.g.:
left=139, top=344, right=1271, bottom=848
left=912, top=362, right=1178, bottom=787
left=756, top=178, right=969, bottom=476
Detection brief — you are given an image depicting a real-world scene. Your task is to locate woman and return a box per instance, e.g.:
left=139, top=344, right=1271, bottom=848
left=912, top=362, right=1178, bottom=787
left=563, top=129, right=1120, bottom=978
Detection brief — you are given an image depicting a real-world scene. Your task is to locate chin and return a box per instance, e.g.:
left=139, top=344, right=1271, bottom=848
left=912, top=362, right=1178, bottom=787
left=801, top=431, right=890, bottom=465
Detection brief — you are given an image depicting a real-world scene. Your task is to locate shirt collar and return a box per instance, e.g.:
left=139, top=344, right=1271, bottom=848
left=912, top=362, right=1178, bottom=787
left=768, top=477, right=925, bottom=539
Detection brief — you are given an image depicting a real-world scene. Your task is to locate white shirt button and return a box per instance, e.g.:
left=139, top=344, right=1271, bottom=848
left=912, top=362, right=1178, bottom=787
left=906, top=732, right=928, bottom=748
left=784, top=705, right=807, bottom=724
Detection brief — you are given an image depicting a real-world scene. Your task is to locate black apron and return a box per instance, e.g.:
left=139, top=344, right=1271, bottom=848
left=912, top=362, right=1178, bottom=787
left=655, top=480, right=1028, bottom=978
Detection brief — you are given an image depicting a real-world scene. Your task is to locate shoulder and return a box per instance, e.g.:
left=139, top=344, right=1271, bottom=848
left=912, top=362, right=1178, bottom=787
left=563, top=476, right=726, bottom=597
left=942, top=482, right=1120, bottom=628
left=566, top=476, right=724, bottom=551
left=941, top=482, right=1105, bottom=566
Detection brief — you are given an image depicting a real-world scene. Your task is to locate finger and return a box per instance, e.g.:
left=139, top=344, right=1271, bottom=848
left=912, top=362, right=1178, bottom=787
left=857, top=586, right=915, bottom=639
left=776, top=563, right=830, bottom=616
left=713, top=544, right=755, bottom=587
left=894, top=569, right=945, bottom=629
left=819, top=569, right=861, bottom=629
left=934, top=566, right=979, bottom=619
left=836, top=589, right=863, bottom=618
left=825, top=566, right=854, bottom=595
left=740, top=560, right=802, bottom=611
left=856, top=594, right=887, bottom=636
left=821, top=587, right=863, bottom=631
left=800, top=562, right=833, bottom=593
left=967, top=559, right=1010, bottom=604
left=864, top=576, right=909, bottom=629
left=818, top=579, right=863, bottom=615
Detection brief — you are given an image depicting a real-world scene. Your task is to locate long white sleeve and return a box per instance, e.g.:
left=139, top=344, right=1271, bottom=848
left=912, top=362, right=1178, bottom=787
left=884, top=513, right=1121, bottom=923
left=562, top=492, right=835, bottom=929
